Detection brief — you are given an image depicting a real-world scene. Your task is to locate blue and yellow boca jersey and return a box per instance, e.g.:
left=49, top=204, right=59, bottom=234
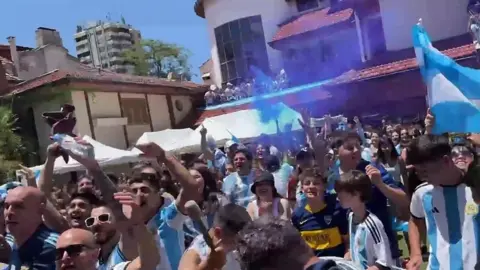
left=291, top=194, right=348, bottom=257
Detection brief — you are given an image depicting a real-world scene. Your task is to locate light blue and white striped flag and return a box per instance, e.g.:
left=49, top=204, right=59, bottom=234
left=413, top=22, right=480, bottom=133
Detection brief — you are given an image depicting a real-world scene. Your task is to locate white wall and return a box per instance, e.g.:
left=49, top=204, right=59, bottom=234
left=380, top=0, right=469, bottom=51
left=203, top=0, right=297, bottom=86
left=171, top=95, right=193, bottom=125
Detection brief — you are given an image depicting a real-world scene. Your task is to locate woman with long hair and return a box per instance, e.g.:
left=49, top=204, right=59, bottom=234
left=183, top=163, right=226, bottom=246
left=376, top=137, right=408, bottom=185
left=246, top=170, right=291, bottom=220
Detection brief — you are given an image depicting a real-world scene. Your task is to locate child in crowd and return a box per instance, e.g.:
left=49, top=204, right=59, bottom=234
left=291, top=167, right=349, bottom=258
left=335, top=170, right=394, bottom=270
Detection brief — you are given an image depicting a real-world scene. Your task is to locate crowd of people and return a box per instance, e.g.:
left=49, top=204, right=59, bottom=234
left=0, top=107, right=478, bottom=270
left=204, top=69, right=289, bottom=106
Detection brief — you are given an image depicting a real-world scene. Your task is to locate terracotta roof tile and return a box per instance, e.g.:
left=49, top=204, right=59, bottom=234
left=329, top=44, right=475, bottom=84
left=6, top=68, right=207, bottom=96
left=272, top=8, right=354, bottom=42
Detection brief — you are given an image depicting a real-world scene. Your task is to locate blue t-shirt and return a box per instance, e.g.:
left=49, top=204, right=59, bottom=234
left=6, top=224, right=58, bottom=270
left=326, top=159, right=401, bottom=259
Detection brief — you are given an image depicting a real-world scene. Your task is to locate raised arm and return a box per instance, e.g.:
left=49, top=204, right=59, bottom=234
left=114, top=192, right=160, bottom=269
left=135, top=142, right=199, bottom=214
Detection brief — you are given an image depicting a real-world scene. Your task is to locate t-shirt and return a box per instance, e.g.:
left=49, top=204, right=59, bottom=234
left=272, top=163, right=294, bottom=197
left=5, top=224, right=58, bottom=270
left=97, top=244, right=126, bottom=270
left=222, top=171, right=255, bottom=208
left=411, top=182, right=480, bottom=270
left=326, top=159, right=401, bottom=259
left=147, top=198, right=188, bottom=270
left=348, top=211, right=393, bottom=269
left=187, top=235, right=241, bottom=270
left=305, top=259, right=340, bottom=270
left=291, top=194, right=348, bottom=257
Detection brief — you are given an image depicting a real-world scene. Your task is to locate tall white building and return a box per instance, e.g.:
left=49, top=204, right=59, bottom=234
left=74, top=21, right=141, bottom=74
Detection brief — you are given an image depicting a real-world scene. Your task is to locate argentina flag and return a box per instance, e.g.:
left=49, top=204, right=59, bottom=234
left=413, top=21, right=480, bottom=133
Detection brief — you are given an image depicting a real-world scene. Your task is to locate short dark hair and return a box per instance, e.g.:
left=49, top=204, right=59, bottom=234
left=334, top=170, right=372, bottom=202
left=407, top=134, right=451, bottom=165
left=214, top=203, right=250, bottom=236
left=333, top=131, right=362, bottom=149
left=234, top=148, right=253, bottom=161
left=298, top=166, right=327, bottom=184
left=77, top=174, right=94, bottom=185
left=129, top=163, right=162, bottom=191
left=236, top=217, right=311, bottom=270
left=69, top=191, right=100, bottom=206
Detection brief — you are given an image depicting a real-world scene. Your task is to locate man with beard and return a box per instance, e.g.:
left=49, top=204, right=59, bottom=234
left=130, top=142, right=209, bottom=270
left=4, top=186, right=59, bottom=269
left=66, top=193, right=100, bottom=229
left=56, top=191, right=160, bottom=270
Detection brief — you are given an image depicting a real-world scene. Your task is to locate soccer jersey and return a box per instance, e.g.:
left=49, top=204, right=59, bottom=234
left=222, top=171, right=255, bottom=208
left=147, top=197, right=188, bottom=270
left=348, top=211, right=393, bottom=269
left=326, top=159, right=401, bottom=259
left=5, top=224, right=58, bottom=270
left=411, top=183, right=480, bottom=270
left=97, top=244, right=126, bottom=270
left=187, top=234, right=241, bottom=270
left=291, top=194, right=348, bottom=257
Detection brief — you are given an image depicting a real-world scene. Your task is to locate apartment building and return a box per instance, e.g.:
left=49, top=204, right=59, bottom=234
left=74, top=21, right=141, bottom=74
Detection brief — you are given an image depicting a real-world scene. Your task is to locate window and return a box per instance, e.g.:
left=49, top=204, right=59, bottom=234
left=214, top=15, right=269, bottom=84
left=121, top=98, right=150, bottom=125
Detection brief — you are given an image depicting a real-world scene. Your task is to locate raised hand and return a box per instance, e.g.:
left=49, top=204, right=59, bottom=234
left=114, top=191, right=143, bottom=225
left=46, top=143, right=62, bottom=158
left=135, top=142, right=167, bottom=161
left=366, top=165, right=382, bottom=186
left=18, top=164, right=35, bottom=182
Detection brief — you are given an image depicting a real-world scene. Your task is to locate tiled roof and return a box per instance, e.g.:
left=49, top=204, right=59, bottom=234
left=194, top=0, right=205, bottom=18
left=272, top=8, right=354, bottom=42
left=328, top=43, right=475, bottom=84
left=6, top=68, right=207, bottom=96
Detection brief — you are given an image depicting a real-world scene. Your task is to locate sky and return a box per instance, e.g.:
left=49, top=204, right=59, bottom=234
left=0, top=0, right=210, bottom=82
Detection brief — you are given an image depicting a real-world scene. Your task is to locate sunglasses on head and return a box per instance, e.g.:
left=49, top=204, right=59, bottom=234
left=84, top=213, right=110, bottom=228
left=55, top=244, right=94, bottom=261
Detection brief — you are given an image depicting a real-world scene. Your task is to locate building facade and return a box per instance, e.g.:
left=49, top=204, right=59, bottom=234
left=74, top=21, right=141, bottom=74
left=195, top=0, right=471, bottom=87
left=0, top=29, right=206, bottom=165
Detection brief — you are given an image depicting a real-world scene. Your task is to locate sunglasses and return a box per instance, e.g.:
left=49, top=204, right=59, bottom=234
left=55, top=244, right=94, bottom=261
left=85, top=213, right=110, bottom=228
left=451, top=149, right=473, bottom=159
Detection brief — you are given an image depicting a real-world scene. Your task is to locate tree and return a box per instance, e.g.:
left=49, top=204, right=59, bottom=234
left=122, top=39, right=194, bottom=81
left=0, top=106, right=27, bottom=183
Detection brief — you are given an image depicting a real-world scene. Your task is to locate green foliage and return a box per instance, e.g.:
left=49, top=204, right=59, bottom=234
left=122, top=39, right=194, bottom=81
left=0, top=106, right=27, bottom=183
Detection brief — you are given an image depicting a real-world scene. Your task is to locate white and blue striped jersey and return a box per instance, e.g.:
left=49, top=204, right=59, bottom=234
left=187, top=234, right=242, bottom=270
left=147, top=197, right=188, bottom=270
left=348, top=212, right=393, bottom=269
left=410, top=183, right=480, bottom=270
left=222, top=171, right=255, bottom=208
left=96, top=244, right=126, bottom=270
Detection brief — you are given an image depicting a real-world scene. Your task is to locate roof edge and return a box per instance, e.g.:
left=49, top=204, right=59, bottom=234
left=194, top=0, right=205, bottom=18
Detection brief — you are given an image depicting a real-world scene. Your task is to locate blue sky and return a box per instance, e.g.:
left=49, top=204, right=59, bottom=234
left=0, top=0, right=210, bottom=82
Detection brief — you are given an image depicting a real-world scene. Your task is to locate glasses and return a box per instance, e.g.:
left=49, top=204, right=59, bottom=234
left=55, top=244, right=94, bottom=261
left=84, top=213, right=110, bottom=228
left=451, top=149, right=473, bottom=159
